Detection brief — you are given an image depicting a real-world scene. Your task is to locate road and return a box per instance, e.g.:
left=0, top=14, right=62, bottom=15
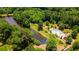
left=4, top=16, right=46, bottom=44
left=4, top=17, right=18, bottom=26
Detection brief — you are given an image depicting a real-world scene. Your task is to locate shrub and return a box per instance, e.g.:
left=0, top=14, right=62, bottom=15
left=59, top=23, right=65, bottom=30
left=35, top=48, right=44, bottom=51
left=59, top=23, right=70, bottom=30
left=71, top=29, right=78, bottom=39
left=8, top=30, right=21, bottom=44
left=38, top=20, right=43, bottom=31
left=3, top=28, right=12, bottom=43
left=58, top=39, right=64, bottom=44
left=63, top=29, right=71, bottom=34
left=33, top=39, right=41, bottom=45
left=24, top=44, right=35, bottom=51
left=76, top=33, right=79, bottom=39
left=72, top=40, right=79, bottom=51
left=66, top=35, right=72, bottom=44
left=73, top=25, right=79, bottom=32
left=46, top=34, right=58, bottom=51
left=46, top=21, right=49, bottom=26
left=22, top=18, right=30, bottom=28
left=0, top=44, right=12, bottom=51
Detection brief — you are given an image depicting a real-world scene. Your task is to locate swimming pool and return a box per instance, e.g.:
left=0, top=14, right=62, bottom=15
left=51, top=29, right=63, bottom=34
left=50, top=28, right=65, bottom=39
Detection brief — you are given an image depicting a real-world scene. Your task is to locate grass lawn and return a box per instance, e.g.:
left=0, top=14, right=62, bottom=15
left=30, top=23, right=38, bottom=31
left=0, top=14, right=13, bottom=17
left=30, top=23, right=72, bottom=51
left=30, top=23, right=50, bottom=39
left=0, top=44, right=13, bottom=51
left=39, top=30, right=50, bottom=39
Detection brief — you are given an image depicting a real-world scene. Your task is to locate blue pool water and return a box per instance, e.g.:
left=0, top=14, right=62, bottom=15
left=51, top=29, right=62, bottom=34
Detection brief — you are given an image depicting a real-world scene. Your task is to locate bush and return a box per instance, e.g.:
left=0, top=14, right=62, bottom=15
left=8, top=26, right=34, bottom=51
left=22, top=18, right=30, bottom=28
left=46, top=34, right=58, bottom=51
left=71, top=29, right=78, bottom=39
left=59, top=23, right=65, bottom=30
left=46, top=21, right=49, bottom=26
left=35, top=48, right=44, bottom=51
left=66, top=35, right=72, bottom=44
left=0, top=42, right=3, bottom=46
left=0, top=44, right=12, bottom=51
left=33, top=39, right=41, bottom=45
left=63, top=29, right=71, bottom=34
left=38, top=20, right=43, bottom=31
left=73, top=25, right=79, bottom=32
left=3, top=28, right=12, bottom=43
left=59, top=23, right=70, bottom=30
left=76, top=34, right=79, bottom=39
left=8, top=30, right=21, bottom=44
left=58, top=39, right=64, bottom=44
left=72, top=40, right=79, bottom=51
left=24, top=44, right=35, bottom=51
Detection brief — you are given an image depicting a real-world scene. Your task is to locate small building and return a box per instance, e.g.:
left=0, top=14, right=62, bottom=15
left=50, top=28, right=66, bottom=39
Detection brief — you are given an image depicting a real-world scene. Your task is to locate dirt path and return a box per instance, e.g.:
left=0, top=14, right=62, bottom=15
left=62, top=45, right=71, bottom=51
left=62, top=40, right=75, bottom=51
left=33, top=44, right=46, bottom=50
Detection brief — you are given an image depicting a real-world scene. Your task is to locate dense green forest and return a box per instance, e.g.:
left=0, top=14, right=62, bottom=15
left=0, top=7, right=79, bottom=51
